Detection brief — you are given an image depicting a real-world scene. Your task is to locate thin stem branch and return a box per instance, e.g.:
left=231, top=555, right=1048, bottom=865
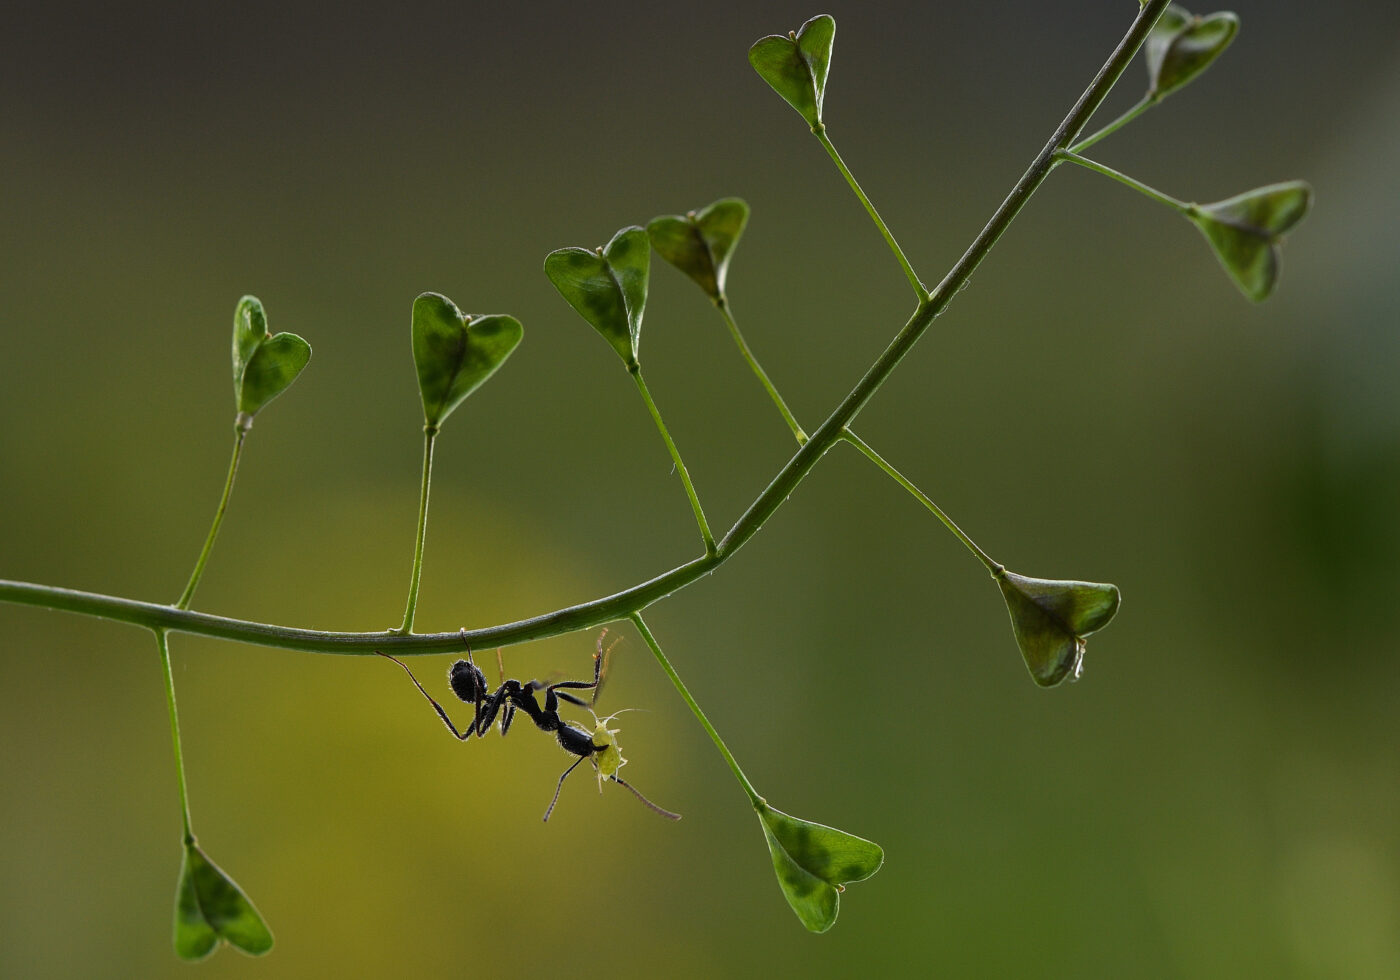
left=398, top=426, right=438, bottom=634
left=716, top=298, right=997, bottom=562
left=631, top=368, right=716, bottom=556
left=718, top=299, right=997, bottom=568
left=842, top=429, right=1001, bottom=575
left=174, top=426, right=247, bottom=611
left=814, top=126, right=928, bottom=302
left=717, top=0, right=1169, bottom=561
left=1069, top=94, right=1153, bottom=154
left=0, top=1, right=1172, bottom=658
left=1055, top=150, right=1191, bottom=213
left=155, top=630, right=196, bottom=844
left=631, top=612, right=762, bottom=807
left=716, top=296, right=807, bottom=444
left=0, top=561, right=716, bottom=654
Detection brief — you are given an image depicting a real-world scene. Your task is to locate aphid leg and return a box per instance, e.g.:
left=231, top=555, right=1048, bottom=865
left=378, top=652, right=474, bottom=741
left=543, top=756, right=587, bottom=822
left=611, top=776, right=682, bottom=821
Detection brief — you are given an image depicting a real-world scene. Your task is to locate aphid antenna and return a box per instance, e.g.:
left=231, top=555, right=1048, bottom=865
left=611, top=776, right=682, bottom=821
left=591, top=706, right=645, bottom=727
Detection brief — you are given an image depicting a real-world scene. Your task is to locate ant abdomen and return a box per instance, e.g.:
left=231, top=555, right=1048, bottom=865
left=555, top=723, right=597, bottom=757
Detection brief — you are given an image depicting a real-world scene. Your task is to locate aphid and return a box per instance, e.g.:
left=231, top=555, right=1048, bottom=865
left=380, top=630, right=680, bottom=822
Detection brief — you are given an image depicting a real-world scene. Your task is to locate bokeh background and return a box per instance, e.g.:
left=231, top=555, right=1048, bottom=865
left=2, top=1, right=1397, bottom=976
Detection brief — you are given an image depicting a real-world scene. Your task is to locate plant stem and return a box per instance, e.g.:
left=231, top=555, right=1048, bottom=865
left=842, top=429, right=1001, bottom=574
left=631, top=367, right=716, bottom=556
left=398, top=426, right=438, bottom=634
left=1055, top=150, right=1191, bottom=214
left=716, top=297, right=994, bottom=560
left=0, top=564, right=718, bottom=653
left=715, top=296, right=807, bottom=443
left=1069, top=95, right=1153, bottom=154
left=155, top=630, right=196, bottom=844
left=718, top=301, right=994, bottom=563
left=174, top=425, right=247, bottom=611
left=631, top=612, right=762, bottom=807
left=0, top=1, right=1172, bottom=657
left=814, top=125, right=928, bottom=302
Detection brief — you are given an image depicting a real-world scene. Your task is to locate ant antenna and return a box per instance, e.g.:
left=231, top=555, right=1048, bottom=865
left=611, top=776, right=682, bottom=821
left=543, top=756, right=587, bottom=822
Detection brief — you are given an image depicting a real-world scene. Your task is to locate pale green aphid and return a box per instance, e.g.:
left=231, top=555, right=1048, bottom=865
left=589, top=711, right=626, bottom=786
left=572, top=710, right=680, bottom=821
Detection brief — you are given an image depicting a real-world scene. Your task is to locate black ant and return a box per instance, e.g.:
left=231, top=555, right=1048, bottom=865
left=380, top=630, right=680, bottom=823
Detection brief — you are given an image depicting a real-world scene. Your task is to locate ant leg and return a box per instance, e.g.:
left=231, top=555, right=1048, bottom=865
left=592, top=630, right=621, bottom=707
left=611, top=776, right=682, bottom=821
left=476, top=680, right=515, bottom=735
left=543, top=647, right=606, bottom=708
left=547, top=677, right=598, bottom=695
left=378, top=652, right=474, bottom=741
left=543, top=755, right=587, bottom=822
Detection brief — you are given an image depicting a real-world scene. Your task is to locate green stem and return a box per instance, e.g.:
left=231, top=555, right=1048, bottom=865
left=631, top=612, right=762, bottom=807
left=814, top=126, right=928, bottom=302
left=842, top=429, right=1000, bottom=574
left=174, top=425, right=247, bottom=611
left=155, top=630, right=196, bottom=844
left=716, top=296, right=807, bottom=444
left=0, top=562, right=716, bottom=653
left=0, top=1, right=1171, bottom=657
left=631, top=368, right=716, bottom=556
left=716, top=0, right=1168, bottom=560
left=1055, top=150, right=1191, bottom=214
left=1068, top=94, right=1153, bottom=154
left=717, top=295, right=1000, bottom=562
left=718, top=300, right=997, bottom=567
left=398, top=426, right=438, bottom=634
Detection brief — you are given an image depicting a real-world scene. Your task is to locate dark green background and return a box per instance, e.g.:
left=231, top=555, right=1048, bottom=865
left=2, top=2, right=1397, bottom=976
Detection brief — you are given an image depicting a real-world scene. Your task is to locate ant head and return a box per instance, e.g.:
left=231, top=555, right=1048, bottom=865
left=448, top=658, right=487, bottom=704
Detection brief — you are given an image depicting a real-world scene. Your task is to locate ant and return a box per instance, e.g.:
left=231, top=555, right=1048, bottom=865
left=379, top=630, right=680, bottom=823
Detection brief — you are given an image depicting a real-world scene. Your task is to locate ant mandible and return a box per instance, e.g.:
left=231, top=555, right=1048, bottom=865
left=379, top=630, right=680, bottom=823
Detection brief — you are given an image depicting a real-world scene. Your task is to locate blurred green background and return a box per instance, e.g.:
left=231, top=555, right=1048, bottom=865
left=2, top=1, right=1397, bottom=976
